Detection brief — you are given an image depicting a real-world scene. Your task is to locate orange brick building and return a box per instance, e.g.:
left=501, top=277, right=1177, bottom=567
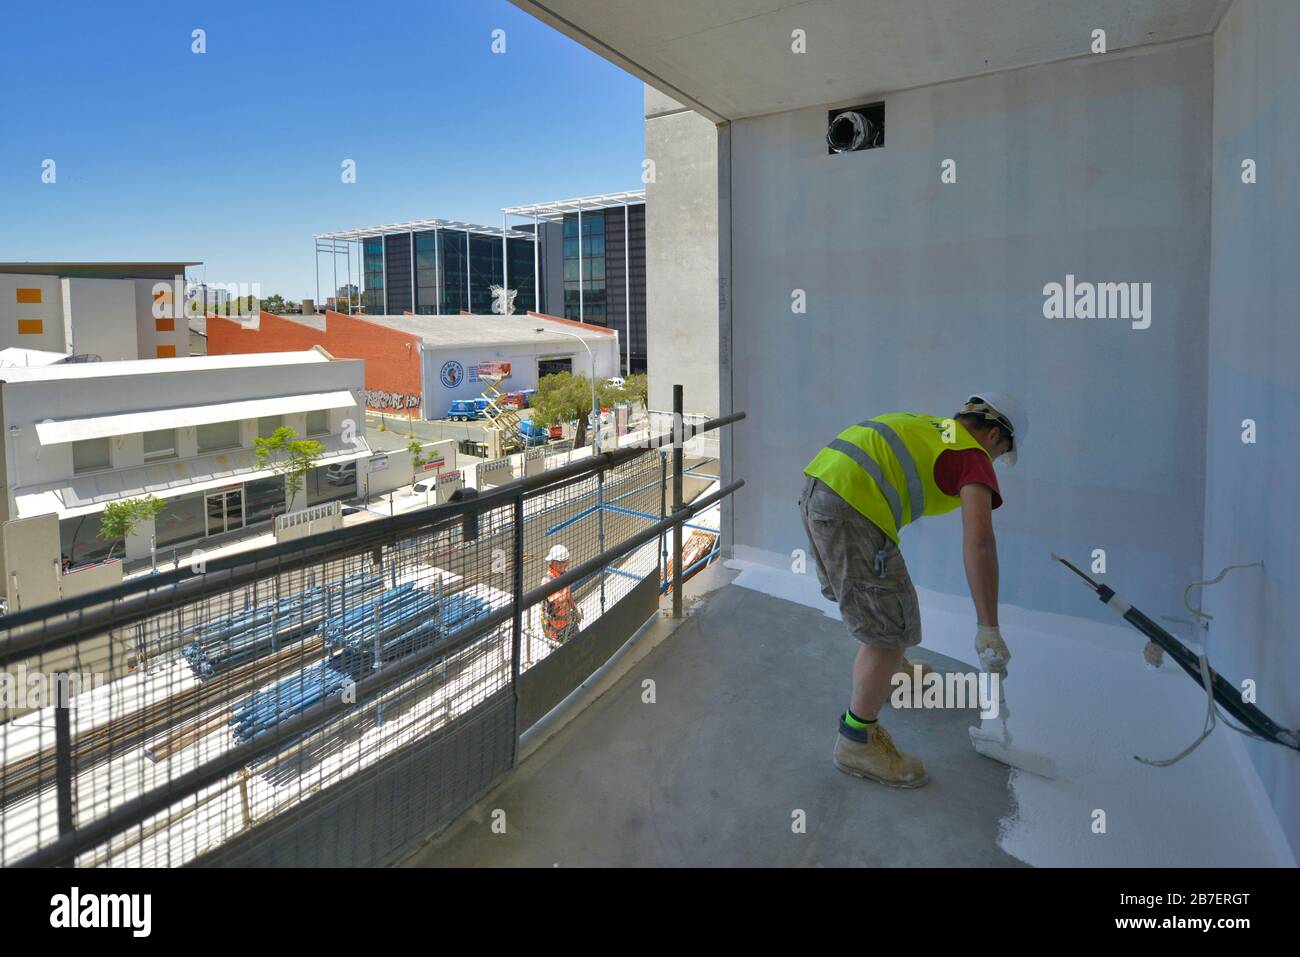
left=207, top=311, right=424, bottom=414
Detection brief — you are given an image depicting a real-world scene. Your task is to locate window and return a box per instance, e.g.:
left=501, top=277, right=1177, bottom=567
left=438, top=230, right=468, bottom=314
left=563, top=211, right=607, bottom=325
left=362, top=238, right=385, bottom=313
left=73, top=437, right=111, bottom=474
left=143, top=429, right=176, bottom=462
left=414, top=230, right=439, bottom=314
left=305, top=409, right=329, bottom=435
left=508, top=235, right=535, bottom=312
left=468, top=233, right=503, bottom=314
left=257, top=415, right=285, bottom=439
left=197, top=421, right=240, bottom=453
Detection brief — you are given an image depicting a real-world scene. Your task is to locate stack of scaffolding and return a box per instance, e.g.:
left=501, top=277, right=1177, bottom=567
left=229, top=586, right=494, bottom=742
left=181, top=570, right=384, bottom=679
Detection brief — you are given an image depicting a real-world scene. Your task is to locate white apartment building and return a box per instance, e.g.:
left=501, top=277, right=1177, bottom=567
left=0, top=349, right=371, bottom=571
left=0, top=262, right=199, bottom=361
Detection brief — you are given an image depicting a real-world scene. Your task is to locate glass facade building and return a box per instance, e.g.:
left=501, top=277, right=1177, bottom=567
left=555, top=204, right=645, bottom=373
left=357, top=226, right=536, bottom=316
left=322, top=192, right=644, bottom=370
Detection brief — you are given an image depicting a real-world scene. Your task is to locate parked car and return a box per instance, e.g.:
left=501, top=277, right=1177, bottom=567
left=326, top=462, right=357, bottom=485
left=446, top=398, right=489, bottom=421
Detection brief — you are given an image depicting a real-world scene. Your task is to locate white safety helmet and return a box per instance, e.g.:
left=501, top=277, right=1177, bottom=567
left=962, top=392, right=1027, bottom=466
left=546, top=544, right=571, bottom=563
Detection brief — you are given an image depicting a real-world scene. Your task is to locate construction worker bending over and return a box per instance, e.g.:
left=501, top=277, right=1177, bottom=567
left=799, top=393, right=1024, bottom=788
left=541, top=544, right=582, bottom=646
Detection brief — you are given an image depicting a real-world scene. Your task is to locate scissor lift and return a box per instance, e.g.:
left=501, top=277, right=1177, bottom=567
left=477, top=361, right=527, bottom=458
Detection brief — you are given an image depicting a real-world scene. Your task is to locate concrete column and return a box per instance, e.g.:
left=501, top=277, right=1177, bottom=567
left=644, top=85, right=727, bottom=419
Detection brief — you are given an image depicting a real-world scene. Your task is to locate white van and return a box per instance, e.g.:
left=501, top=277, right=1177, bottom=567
left=326, top=462, right=357, bottom=485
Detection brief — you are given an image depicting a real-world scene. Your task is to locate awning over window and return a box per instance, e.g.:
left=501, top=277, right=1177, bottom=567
left=33, top=391, right=357, bottom=445
left=13, top=436, right=372, bottom=520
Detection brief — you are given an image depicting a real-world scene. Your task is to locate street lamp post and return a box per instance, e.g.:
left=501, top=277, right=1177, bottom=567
left=535, top=327, right=599, bottom=453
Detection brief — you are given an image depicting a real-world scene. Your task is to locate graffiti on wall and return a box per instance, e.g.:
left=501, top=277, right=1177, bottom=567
left=364, top=390, right=422, bottom=411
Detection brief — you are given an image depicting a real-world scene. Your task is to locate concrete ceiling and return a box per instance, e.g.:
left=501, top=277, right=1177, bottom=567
left=509, top=0, right=1232, bottom=121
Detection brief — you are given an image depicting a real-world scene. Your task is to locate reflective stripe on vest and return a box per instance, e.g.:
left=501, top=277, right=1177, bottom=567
left=859, top=420, right=925, bottom=525
left=826, top=436, right=904, bottom=530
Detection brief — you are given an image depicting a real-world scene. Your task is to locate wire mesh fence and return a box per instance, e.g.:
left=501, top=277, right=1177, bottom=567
left=0, top=444, right=685, bottom=868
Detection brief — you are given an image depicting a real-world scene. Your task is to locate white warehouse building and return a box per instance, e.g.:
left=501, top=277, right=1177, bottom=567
left=403, top=313, right=621, bottom=419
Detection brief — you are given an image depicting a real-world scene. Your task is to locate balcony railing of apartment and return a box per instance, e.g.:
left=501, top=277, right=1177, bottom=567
left=0, top=391, right=743, bottom=867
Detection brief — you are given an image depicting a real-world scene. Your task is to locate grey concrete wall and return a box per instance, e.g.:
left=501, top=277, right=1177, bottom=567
left=729, top=39, right=1214, bottom=623
left=61, top=278, right=139, bottom=360
left=1204, top=0, right=1300, bottom=855
left=645, top=88, right=724, bottom=416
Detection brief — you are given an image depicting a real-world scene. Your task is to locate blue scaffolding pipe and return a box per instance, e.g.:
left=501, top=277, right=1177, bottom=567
left=535, top=465, right=666, bottom=537
left=602, top=566, right=645, bottom=582
left=601, top=503, right=716, bottom=534
left=544, top=503, right=602, bottom=536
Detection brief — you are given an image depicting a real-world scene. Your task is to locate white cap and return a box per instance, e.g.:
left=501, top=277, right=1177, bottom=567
left=963, top=392, right=1027, bottom=466
left=546, top=544, right=571, bottom=563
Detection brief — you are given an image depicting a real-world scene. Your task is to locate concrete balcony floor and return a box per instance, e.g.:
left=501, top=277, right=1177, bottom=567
left=407, top=566, right=1023, bottom=867
left=408, top=552, right=1292, bottom=868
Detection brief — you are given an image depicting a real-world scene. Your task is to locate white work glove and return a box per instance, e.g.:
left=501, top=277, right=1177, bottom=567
left=975, top=625, right=1010, bottom=675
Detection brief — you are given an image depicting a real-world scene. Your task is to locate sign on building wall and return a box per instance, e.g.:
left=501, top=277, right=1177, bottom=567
left=440, top=360, right=464, bottom=388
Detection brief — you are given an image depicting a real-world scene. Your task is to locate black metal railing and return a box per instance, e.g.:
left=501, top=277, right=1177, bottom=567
left=0, top=399, right=743, bottom=867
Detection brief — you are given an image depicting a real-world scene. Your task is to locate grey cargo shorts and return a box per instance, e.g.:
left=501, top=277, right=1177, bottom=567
left=798, top=475, right=922, bottom=649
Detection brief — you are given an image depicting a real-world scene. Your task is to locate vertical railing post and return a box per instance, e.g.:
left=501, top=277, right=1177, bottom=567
left=672, top=384, right=684, bottom=619
left=54, top=674, right=75, bottom=863
left=659, top=448, right=668, bottom=590
left=511, top=491, right=525, bottom=688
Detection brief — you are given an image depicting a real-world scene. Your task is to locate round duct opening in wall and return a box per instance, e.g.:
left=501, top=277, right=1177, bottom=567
left=827, top=111, right=870, bottom=153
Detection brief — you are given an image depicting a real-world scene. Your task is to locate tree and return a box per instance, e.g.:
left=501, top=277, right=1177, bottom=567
left=408, top=439, right=430, bottom=471
left=254, top=426, right=325, bottom=511
left=261, top=293, right=299, bottom=314
left=98, top=496, right=167, bottom=559
left=531, top=372, right=598, bottom=448
left=621, top=373, right=648, bottom=410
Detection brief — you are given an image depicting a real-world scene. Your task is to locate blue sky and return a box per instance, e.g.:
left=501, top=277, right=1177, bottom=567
left=0, top=0, right=644, bottom=299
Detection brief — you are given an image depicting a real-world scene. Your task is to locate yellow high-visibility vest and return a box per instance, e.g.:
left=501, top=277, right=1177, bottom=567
left=803, top=413, right=990, bottom=544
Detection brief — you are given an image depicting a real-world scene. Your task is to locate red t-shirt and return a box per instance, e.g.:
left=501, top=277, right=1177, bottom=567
left=933, top=449, right=1002, bottom=509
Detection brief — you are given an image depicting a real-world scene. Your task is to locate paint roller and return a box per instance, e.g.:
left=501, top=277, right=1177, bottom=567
left=1052, top=553, right=1300, bottom=754
left=967, top=643, right=1058, bottom=777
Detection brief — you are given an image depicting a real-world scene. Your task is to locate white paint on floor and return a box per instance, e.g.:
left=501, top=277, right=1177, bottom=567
left=726, top=550, right=1295, bottom=867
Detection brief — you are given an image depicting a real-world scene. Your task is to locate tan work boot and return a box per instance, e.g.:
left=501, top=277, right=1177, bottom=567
left=833, top=721, right=929, bottom=788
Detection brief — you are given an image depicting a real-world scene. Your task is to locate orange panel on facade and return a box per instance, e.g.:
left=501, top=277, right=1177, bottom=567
left=156, top=317, right=175, bottom=332
left=16, top=288, right=42, bottom=304
left=17, top=319, right=44, bottom=335
left=156, top=344, right=177, bottom=358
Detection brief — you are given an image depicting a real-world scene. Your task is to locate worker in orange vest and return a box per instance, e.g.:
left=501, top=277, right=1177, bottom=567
left=542, top=544, right=582, bottom=645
